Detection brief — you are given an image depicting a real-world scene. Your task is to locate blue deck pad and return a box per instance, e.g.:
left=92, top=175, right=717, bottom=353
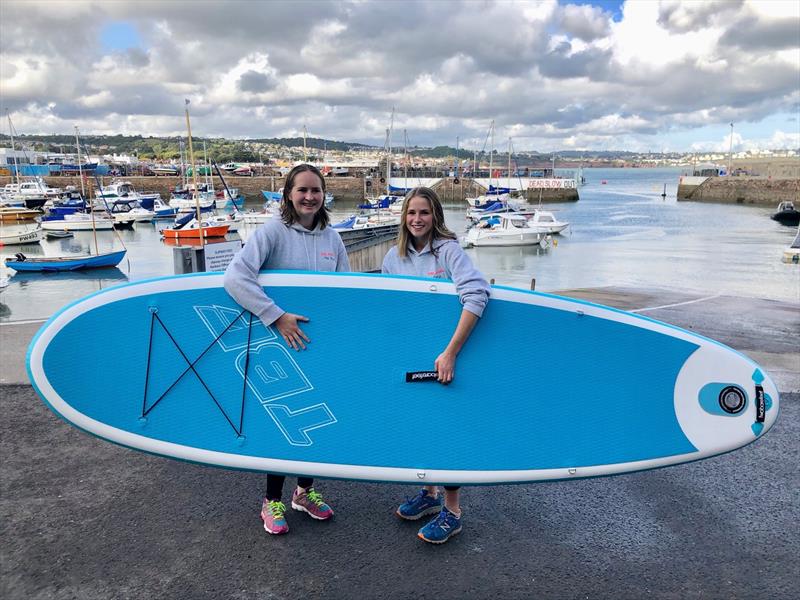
left=43, top=283, right=700, bottom=473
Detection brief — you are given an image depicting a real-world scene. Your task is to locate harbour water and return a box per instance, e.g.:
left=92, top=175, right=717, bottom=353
left=0, top=167, right=797, bottom=323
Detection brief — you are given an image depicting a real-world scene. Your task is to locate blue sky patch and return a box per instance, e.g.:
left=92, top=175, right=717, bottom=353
left=569, top=0, right=624, bottom=21
left=100, top=22, right=143, bottom=51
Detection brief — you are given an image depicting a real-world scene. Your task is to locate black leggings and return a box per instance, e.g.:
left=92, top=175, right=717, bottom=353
left=266, top=474, right=314, bottom=501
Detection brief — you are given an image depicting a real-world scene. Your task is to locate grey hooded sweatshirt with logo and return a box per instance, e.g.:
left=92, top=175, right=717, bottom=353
left=224, top=218, right=350, bottom=326
left=381, top=238, right=490, bottom=317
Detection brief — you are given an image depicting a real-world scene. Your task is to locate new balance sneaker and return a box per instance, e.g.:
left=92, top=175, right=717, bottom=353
left=396, top=489, right=443, bottom=521
left=260, top=498, right=289, bottom=535
left=291, top=487, right=334, bottom=521
left=417, top=508, right=462, bottom=544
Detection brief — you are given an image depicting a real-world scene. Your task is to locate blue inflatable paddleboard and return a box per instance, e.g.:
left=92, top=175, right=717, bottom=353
left=27, top=272, right=779, bottom=484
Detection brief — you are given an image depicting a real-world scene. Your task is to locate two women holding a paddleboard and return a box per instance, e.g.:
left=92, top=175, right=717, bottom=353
left=382, top=187, right=490, bottom=544
left=224, top=164, right=349, bottom=535
left=225, top=168, right=488, bottom=544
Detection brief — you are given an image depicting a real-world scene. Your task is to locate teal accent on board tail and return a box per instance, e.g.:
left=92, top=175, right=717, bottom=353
left=698, top=383, right=747, bottom=417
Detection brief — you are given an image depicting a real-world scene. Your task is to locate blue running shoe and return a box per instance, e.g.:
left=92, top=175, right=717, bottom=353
left=418, top=508, right=462, bottom=544
left=396, top=489, right=442, bottom=520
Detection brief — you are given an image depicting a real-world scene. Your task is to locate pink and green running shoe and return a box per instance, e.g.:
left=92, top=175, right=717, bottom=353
left=260, top=498, right=289, bottom=535
left=291, top=487, right=334, bottom=521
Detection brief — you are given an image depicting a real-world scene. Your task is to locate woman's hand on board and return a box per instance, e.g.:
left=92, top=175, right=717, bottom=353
left=275, top=313, right=310, bottom=350
left=435, top=350, right=456, bottom=384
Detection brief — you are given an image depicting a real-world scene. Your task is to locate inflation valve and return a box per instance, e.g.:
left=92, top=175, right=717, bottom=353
left=719, top=386, right=746, bottom=414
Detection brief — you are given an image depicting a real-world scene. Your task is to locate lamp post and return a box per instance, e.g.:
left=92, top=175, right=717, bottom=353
left=727, top=123, right=734, bottom=176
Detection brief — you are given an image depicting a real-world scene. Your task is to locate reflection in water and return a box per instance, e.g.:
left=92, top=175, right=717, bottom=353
left=10, top=267, right=129, bottom=284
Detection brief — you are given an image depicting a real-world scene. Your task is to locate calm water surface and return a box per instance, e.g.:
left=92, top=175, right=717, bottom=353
left=1, top=168, right=797, bottom=323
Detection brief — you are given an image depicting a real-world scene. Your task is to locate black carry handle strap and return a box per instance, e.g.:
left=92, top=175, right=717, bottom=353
left=755, top=385, right=766, bottom=423
left=406, top=371, right=439, bottom=383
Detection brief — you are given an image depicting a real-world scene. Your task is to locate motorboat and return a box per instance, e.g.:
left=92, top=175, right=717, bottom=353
left=332, top=212, right=401, bottom=231
left=151, top=197, right=178, bottom=219
left=466, top=201, right=536, bottom=223
left=464, top=192, right=510, bottom=208
left=771, top=201, right=800, bottom=226
left=109, top=199, right=156, bottom=225
left=203, top=212, right=244, bottom=232
left=151, top=165, right=179, bottom=176
left=526, top=210, right=569, bottom=234
left=0, top=223, right=43, bottom=246
left=95, top=180, right=161, bottom=211
left=464, top=213, right=548, bottom=247
left=359, top=194, right=403, bottom=210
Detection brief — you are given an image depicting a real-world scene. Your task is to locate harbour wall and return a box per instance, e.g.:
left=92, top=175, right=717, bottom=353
left=0, top=175, right=579, bottom=204
left=677, top=176, right=799, bottom=206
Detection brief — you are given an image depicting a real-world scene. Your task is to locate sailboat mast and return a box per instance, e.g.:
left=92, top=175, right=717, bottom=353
left=75, top=126, right=85, bottom=197
left=489, top=120, right=494, bottom=193
left=403, top=129, right=408, bottom=191
left=507, top=137, right=512, bottom=194
left=7, top=112, right=21, bottom=188
left=386, top=108, right=394, bottom=195
left=184, top=99, right=204, bottom=246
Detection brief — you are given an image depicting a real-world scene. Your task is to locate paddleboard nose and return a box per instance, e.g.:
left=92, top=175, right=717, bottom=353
left=674, top=345, right=779, bottom=456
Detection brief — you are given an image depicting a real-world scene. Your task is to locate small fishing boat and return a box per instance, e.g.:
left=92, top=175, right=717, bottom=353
left=4, top=249, right=127, bottom=272
left=0, top=223, right=43, bottom=246
left=771, top=201, right=800, bottom=226
left=464, top=213, right=548, bottom=247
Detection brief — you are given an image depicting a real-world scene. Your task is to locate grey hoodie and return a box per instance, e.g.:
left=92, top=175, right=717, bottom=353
left=382, top=238, right=490, bottom=317
left=224, top=218, right=350, bottom=326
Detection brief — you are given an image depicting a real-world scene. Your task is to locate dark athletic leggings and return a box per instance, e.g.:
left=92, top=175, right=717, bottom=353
left=266, top=474, right=313, bottom=501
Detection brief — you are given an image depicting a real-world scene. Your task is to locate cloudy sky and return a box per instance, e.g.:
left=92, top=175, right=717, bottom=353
left=1, top=0, right=798, bottom=152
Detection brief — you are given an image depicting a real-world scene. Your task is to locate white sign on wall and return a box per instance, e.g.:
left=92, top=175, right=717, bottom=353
left=204, top=240, right=243, bottom=272
left=527, top=178, right=577, bottom=189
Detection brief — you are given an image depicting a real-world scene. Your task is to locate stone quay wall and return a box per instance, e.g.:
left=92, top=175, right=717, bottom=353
left=0, top=175, right=579, bottom=204
left=677, top=177, right=799, bottom=206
